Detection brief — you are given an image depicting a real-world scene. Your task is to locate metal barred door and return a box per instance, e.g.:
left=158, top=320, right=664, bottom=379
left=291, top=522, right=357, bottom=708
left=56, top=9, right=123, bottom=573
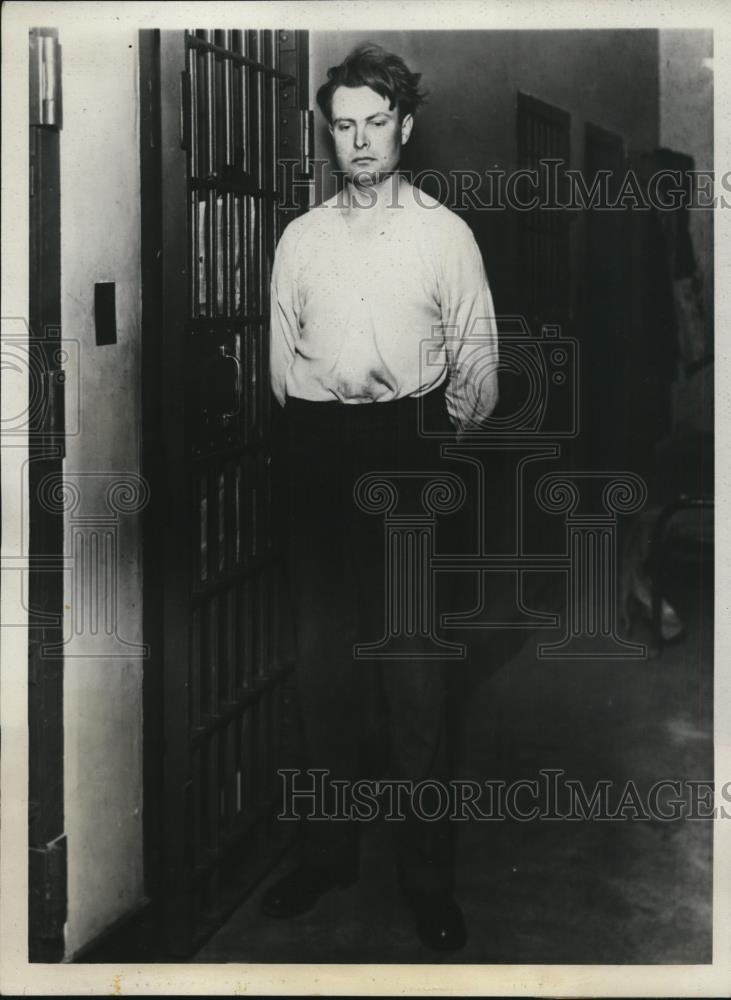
left=140, top=27, right=309, bottom=956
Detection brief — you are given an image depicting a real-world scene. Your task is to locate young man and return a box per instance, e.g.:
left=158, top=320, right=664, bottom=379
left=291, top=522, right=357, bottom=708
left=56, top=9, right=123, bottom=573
left=262, top=42, right=499, bottom=952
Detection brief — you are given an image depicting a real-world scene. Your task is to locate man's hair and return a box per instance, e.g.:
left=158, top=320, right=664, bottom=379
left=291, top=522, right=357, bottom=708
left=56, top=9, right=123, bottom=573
left=316, top=42, right=428, bottom=124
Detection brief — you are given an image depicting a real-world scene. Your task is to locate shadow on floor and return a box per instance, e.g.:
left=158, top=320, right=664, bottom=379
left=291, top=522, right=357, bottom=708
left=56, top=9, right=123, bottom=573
left=194, top=548, right=713, bottom=964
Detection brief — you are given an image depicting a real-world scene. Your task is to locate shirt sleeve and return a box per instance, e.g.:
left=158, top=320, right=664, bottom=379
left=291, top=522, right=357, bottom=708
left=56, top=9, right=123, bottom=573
left=269, top=222, right=300, bottom=408
left=440, top=220, right=499, bottom=433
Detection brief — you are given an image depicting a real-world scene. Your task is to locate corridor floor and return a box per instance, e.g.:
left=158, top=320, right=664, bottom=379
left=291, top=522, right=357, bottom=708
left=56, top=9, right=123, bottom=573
left=194, top=551, right=714, bottom=964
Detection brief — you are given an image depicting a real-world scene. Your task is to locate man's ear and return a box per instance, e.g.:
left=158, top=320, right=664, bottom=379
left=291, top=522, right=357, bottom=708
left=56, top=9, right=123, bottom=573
left=400, top=113, right=414, bottom=146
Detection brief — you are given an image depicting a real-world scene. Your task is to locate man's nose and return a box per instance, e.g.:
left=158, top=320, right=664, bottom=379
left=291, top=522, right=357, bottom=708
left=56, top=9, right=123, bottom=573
left=354, top=125, right=369, bottom=149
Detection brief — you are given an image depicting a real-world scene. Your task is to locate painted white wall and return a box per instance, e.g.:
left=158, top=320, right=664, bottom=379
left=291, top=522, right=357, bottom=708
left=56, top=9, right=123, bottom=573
left=59, top=22, right=144, bottom=958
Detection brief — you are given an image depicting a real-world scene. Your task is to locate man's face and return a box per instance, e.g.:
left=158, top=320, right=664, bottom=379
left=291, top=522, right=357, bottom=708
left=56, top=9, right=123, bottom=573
left=329, top=85, right=413, bottom=187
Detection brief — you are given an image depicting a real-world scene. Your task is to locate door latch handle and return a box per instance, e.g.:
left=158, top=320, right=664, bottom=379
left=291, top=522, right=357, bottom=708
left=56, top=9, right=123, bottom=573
left=218, top=346, right=241, bottom=422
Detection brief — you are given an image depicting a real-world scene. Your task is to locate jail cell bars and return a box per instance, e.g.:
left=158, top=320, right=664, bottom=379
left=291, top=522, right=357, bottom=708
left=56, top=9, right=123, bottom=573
left=181, top=28, right=300, bottom=935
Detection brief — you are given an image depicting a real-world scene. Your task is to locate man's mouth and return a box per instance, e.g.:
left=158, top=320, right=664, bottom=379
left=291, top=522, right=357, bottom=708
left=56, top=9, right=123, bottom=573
left=353, top=157, right=376, bottom=165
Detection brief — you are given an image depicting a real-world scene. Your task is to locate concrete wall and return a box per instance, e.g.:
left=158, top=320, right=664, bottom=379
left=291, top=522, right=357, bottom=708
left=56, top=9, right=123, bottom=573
left=59, top=23, right=144, bottom=958
left=310, top=29, right=660, bottom=318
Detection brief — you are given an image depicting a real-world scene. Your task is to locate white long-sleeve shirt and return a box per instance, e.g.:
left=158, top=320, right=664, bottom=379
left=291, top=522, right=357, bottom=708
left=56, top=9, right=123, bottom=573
left=269, top=179, right=499, bottom=432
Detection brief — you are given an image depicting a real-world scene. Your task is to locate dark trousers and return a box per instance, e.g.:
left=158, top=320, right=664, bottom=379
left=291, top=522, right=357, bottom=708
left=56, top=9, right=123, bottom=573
left=276, top=385, right=455, bottom=896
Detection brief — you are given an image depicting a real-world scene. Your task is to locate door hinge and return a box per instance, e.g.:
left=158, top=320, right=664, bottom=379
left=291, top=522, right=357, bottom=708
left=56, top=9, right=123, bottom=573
left=30, top=28, right=62, bottom=128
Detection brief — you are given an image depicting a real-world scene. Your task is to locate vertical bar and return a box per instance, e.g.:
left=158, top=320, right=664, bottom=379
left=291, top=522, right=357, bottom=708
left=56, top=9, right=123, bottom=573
left=226, top=586, right=236, bottom=699
left=222, top=31, right=234, bottom=167
left=199, top=472, right=208, bottom=582
left=231, top=32, right=242, bottom=167
left=237, top=197, right=245, bottom=317
left=223, top=461, right=234, bottom=574
left=218, top=727, right=227, bottom=832
left=206, top=489, right=218, bottom=714
left=225, top=193, right=233, bottom=317
left=209, top=594, right=219, bottom=718
left=250, top=195, right=258, bottom=317
left=259, top=197, right=266, bottom=320
left=196, top=41, right=207, bottom=179
left=234, top=581, right=243, bottom=694
left=190, top=607, right=201, bottom=732
left=204, top=31, right=216, bottom=175
left=213, top=30, right=224, bottom=176
left=214, top=195, right=224, bottom=316
left=202, top=32, right=216, bottom=319
left=217, top=468, right=226, bottom=575
left=218, top=589, right=229, bottom=711
left=192, top=746, right=202, bottom=864
left=221, top=35, right=233, bottom=319
left=240, top=711, right=251, bottom=815
left=257, top=690, right=270, bottom=810
left=235, top=330, right=244, bottom=442
left=242, top=196, right=251, bottom=317
left=199, top=740, right=210, bottom=849
left=188, top=38, right=199, bottom=178
left=245, top=572, right=256, bottom=687
left=197, top=196, right=207, bottom=315
left=191, top=190, right=199, bottom=319
left=248, top=702, right=259, bottom=808
left=209, top=732, right=219, bottom=851
left=239, top=579, right=250, bottom=690
left=199, top=601, right=210, bottom=715
left=261, top=31, right=274, bottom=192
left=247, top=31, right=262, bottom=189
left=233, top=195, right=241, bottom=315
left=260, top=563, right=271, bottom=677
left=235, top=31, right=249, bottom=174
left=228, top=721, right=237, bottom=829
left=186, top=42, right=200, bottom=319
left=251, top=320, right=259, bottom=435
left=195, top=32, right=208, bottom=179
left=269, top=34, right=279, bottom=194
left=245, top=33, right=256, bottom=180
left=236, top=715, right=244, bottom=816
left=251, top=478, right=258, bottom=559
left=206, top=190, right=215, bottom=318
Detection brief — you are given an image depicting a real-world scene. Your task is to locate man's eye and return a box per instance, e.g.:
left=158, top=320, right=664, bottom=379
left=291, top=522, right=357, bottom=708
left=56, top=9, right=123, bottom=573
left=372, top=121, right=386, bottom=127
left=337, top=123, right=352, bottom=131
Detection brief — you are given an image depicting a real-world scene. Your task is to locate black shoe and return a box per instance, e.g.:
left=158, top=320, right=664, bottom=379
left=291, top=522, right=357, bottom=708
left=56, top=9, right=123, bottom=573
left=404, top=890, right=467, bottom=952
left=260, top=863, right=357, bottom=918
